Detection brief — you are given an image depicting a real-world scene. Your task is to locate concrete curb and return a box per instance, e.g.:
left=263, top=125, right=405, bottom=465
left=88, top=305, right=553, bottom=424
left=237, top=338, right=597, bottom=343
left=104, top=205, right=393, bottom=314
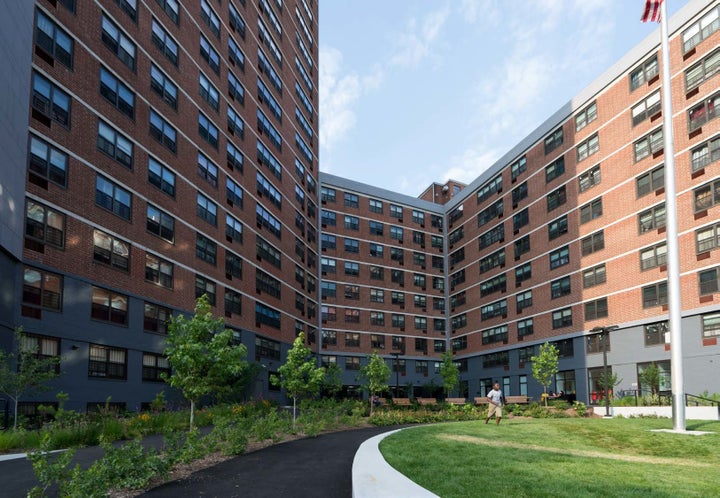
left=352, top=427, right=439, bottom=498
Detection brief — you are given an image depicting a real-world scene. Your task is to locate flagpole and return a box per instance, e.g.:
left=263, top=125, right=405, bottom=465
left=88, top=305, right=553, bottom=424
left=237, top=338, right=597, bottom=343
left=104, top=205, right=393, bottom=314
left=658, top=0, right=685, bottom=431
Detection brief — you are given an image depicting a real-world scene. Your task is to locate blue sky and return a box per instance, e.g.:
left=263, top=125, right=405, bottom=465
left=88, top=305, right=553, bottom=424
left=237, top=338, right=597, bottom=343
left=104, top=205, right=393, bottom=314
left=318, top=0, right=688, bottom=197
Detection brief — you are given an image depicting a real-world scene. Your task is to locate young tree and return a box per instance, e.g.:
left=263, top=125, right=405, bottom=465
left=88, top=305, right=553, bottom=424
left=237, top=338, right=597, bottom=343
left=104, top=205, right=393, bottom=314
left=439, top=350, right=459, bottom=398
left=0, top=327, right=61, bottom=429
left=531, top=342, right=559, bottom=406
left=358, top=351, right=391, bottom=415
left=639, top=363, right=661, bottom=397
left=322, top=362, right=343, bottom=399
left=162, top=295, right=248, bottom=429
left=271, top=332, right=325, bottom=426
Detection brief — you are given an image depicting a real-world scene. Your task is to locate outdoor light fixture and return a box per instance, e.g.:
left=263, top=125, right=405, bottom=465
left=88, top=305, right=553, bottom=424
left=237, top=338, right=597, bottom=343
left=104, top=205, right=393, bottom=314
left=590, top=325, right=619, bottom=417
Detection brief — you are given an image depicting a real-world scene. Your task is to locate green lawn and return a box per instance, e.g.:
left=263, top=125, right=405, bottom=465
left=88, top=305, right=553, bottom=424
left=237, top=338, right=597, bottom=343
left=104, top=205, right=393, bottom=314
left=379, top=418, right=720, bottom=497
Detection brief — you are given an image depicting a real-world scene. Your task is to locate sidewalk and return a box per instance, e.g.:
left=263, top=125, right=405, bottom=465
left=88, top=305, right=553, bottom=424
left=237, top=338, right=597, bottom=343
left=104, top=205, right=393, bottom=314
left=0, top=426, right=411, bottom=497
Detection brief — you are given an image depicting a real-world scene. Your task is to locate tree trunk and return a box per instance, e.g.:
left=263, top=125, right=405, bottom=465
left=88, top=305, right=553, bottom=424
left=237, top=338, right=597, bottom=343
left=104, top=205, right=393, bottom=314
left=13, top=397, right=18, bottom=430
left=292, top=396, right=297, bottom=427
left=190, top=399, right=195, bottom=430
left=369, top=393, right=374, bottom=416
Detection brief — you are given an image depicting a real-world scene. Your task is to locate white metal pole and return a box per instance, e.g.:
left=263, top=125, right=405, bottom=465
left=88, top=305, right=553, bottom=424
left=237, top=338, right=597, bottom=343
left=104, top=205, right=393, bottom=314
left=659, top=0, right=685, bottom=431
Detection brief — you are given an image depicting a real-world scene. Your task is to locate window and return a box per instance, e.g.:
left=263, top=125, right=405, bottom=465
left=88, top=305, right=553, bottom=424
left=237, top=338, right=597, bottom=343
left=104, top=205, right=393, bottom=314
left=228, top=70, right=245, bottom=104
left=638, top=204, right=666, bottom=233
left=545, top=156, right=565, bottom=183
left=546, top=186, right=566, bottom=212
left=634, top=128, right=663, bottom=162
left=200, top=34, right=220, bottom=73
left=689, top=91, right=720, bottom=132
left=512, top=182, right=528, bottom=206
left=515, top=262, right=531, bottom=286
left=195, top=276, right=216, bottom=305
left=575, top=101, right=597, bottom=131
left=412, top=210, right=425, bottom=225
left=516, top=290, right=532, bottom=312
left=510, top=156, right=527, bottom=180
left=645, top=321, right=668, bottom=346
left=151, top=18, right=178, bottom=65
left=482, top=352, right=509, bottom=368
left=481, top=299, right=507, bottom=320
left=197, top=153, right=218, bottom=188
left=226, top=214, right=243, bottom=243
left=413, top=274, right=426, bottom=289
left=101, top=15, right=136, bottom=70
left=31, top=72, right=70, bottom=127
left=414, top=295, right=427, bottom=309
left=91, top=286, right=128, bottom=325
left=100, top=67, right=135, bottom=119
left=145, top=253, right=173, bottom=288
left=199, top=73, right=219, bottom=110
left=344, top=262, right=359, bottom=276
left=637, top=165, right=664, bottom=197
left=196, top=234, right=217, bottom=265
left=512, top=209, right=529, bottom=232
left=691, top=135, right=720, bottom=173
left=345, top=285, right=359, bottom=300
left=35, top=10, right=73, bottom=69
left=686, top=48, right=720, bottom=91
left=548, top=215, right=568, bottom=240
left=390, top=226, right=403, bottom=241
left=257, top=110, right=282, bottom=151
left=583, top=264, right=606, bottom=288
left=22, top=266, right=62, bottom=316
left=642, top=282, right=667, bottom=308
left=702, top=311, right=720, bottom=338
left=699, top=267, right=720, bottom=295
left=226, top=250, right=243, bottom=279
left=544, top=127, right=563, bottom=154
left=368, top=243, right=383, bottom=258
left=157, top=0, right=179, bottom=23
left=256, top=236, right=281, bottom=268
left=259, top=19, right=282, bottom=65
left=370, top=266, right=384, bottom=280
left=27, top=135, right=66, bottom=189
left=149, top=64, right=177, bottom=109
left=344, top=357, right=361, bottom=370
left=146, top=204, right=174, bottom=242
left=579, top=165, right=601, bottom=193
left=370, top=311, right=385, bottom=326
left=477, top=200, right=503, bottom=228
left=95, top=123, right=133, bottom=172
left=585, top=298, right=608, bottom=320
left=581, top=231, right=605, bottom=256
left=517, top=318, right=534, bottom=338
left=226, top=177, right=244, bottom=208
left=321, top=210, right=336, bottom=227
left=89, top=344, right=127, bottom=379
left=630, top=54, right=658, bottom=91
left=258, top=48, right=282, bottom=93
left=345, top=332, right=360, bottom=346
left=631, top=90, right=661, bottom=126
left=552, top=308, right=572, bottom=329
left=142, top=352, right=170, bottom=382
left=256, top=335, right=281, bottom=357
left=513, top=236, right=530, bottom=260
left=580, top=198, right=603, bottom=224
left=415, top=316, right=428, bottom=331
left=96, top=175, right=131, bottom=220
left=149, top=109, right=177, bottom=152
left=369, top=221, right=384, bottom=236
left=682, top=5, right=720, bottom=53
left=19, top=333, right=60, bottom=375
left=343, top=238, right=358, bottom=253
left=640, top=242, right=667, bottom=271
left=369, top=199, right=383, bottom=213
left=199, top=112, right=219, bottom=148
left=390, top=204, right=403, bottom=219
left=550, top=276, right=571, bottom=299
left=697, top=223, right=720, bottom=253
left=549, top=246, right=569, bottom=270
left=200, top=0, right=220, bottom=36
left=479, top=225, right=505, bottom=249
left=256, top=172, right=281, bottom=208
left=197, top=193, right=217, bottom=225
left=93, top=230, right=129, bottom=271
left=694, top=179, right=720, bottom=212
left=256, top=269, right=281, bottom=298
left=320, top=257, right=336, bottom=274
left=577, top=134, right=599, bottom=162
left=229, top=1, right=246, bottom=37
left=144, top=302, right=171, bottom=336
left=482, top=325, right=508, bottom=345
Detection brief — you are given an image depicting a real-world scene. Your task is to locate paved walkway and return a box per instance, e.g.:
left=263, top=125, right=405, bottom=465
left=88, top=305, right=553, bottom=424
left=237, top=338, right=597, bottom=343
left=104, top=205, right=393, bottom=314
left=0, top=425, right=423, bottom=498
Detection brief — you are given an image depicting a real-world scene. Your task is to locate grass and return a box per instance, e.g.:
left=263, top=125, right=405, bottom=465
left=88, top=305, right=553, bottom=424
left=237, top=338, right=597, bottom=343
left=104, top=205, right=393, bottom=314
left=380, top=418, right=720, bottom=497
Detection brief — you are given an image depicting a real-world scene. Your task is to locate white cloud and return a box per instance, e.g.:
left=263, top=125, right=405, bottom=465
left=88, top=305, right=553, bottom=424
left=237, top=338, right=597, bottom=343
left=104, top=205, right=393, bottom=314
left=442, top=148, right=502, bottom=185
left=388, top=7, right=450, bottom=68
left=319, top=47, right=364, bottom=152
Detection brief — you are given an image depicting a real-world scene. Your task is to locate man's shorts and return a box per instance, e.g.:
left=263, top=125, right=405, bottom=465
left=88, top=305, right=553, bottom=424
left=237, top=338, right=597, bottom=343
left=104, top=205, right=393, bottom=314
left=487, top=403, right=502, bottom=418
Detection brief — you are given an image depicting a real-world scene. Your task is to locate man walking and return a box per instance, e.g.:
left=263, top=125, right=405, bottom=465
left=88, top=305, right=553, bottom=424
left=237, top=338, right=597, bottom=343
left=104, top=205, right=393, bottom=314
left=485, top=382, right=503, bottom=425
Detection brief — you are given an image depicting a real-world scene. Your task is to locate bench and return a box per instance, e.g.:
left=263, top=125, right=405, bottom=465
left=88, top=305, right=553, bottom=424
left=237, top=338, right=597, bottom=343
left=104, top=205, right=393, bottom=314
left=474, top=397, right=490, bottom=405
left=505, top=395, right=530, bottom=404
left=446, top=398, right=467, bottom=406
left=417, top=398, right=437, bottom=406
left=392, top=397, right=412, bottom=406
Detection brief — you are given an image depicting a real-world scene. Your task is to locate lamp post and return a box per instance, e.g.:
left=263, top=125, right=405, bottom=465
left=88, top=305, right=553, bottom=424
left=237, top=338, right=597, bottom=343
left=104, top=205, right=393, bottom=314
left=591, top=325, right=619, bottom=417
left=391, top=352, right=400, bottom=397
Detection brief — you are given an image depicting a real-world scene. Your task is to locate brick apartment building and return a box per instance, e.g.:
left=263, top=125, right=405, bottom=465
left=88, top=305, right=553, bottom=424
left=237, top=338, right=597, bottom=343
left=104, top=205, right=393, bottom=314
left=0, top=0, right=719, bottom=416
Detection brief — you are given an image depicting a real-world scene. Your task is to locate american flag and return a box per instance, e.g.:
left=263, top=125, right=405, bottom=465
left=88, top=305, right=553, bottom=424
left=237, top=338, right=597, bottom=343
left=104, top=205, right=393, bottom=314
left=641, top=0, right=662, bottom=23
